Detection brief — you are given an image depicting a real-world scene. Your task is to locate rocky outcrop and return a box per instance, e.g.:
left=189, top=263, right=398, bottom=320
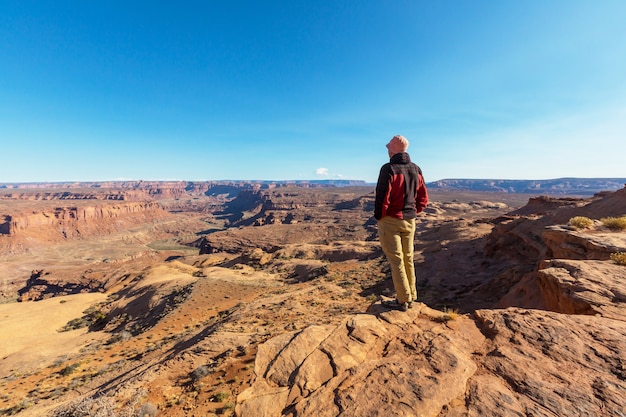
left=17, top=269, right=106, bottom=302
left=501, top=259, right=626, bottom=319
left=507, top=195, right=586, bottom=216
left=538, top=260, right=626, bottom=319
left=470, top=308, right=626, bottom=416
left=237, top=304, right=482, bottom=417
left=1, top=202, right=170, bottom=238
left=488, top=187, right=626, bottom=311
left=197, top=186, right=375, bottom=255
left=197, top=223, right=372, bottom=256
left=543, top=226, right=626, bottom=260
left=0, top=215, right=9, bottom=234
left=238, top=304, right=626, bottom=417
left=486, top=186, right=626, bottom=264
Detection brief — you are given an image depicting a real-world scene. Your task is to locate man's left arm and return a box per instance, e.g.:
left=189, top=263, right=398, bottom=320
left=416, top=174, right=429, bottom=213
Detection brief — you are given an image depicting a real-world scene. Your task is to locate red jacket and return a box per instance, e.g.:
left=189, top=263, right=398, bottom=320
left=375, top=152, right=428, bottom=220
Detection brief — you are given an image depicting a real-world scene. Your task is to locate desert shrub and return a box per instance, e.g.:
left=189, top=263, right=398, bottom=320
left=610, top=252, right=626, bottom=266
left=223, top=402, right=236, bottom=411
left=190, top=365, right=211, bottom=381
left=61, top=309, right=108, bottom=332
left=90, top=310, right=108, bottom=324
left=60, top=363, right=81, bottom=376
left=62, top=317, right=88, bottom=331
left=568, top=216, right=594, bottom=229
left=212, top=391, right=230, bottom=402
left=107, top=293, right=121, bottom=302
left=601, top=216, right=626, bottom=231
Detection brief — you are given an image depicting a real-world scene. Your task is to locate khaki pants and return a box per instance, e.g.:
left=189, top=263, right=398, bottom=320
left=377, top=216, right=417, bottom=304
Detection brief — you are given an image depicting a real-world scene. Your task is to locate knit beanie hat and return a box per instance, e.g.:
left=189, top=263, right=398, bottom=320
left=386, top=135, right=409, bottom=155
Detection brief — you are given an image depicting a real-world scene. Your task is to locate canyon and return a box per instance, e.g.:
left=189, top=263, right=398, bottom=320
left=0, top=181, right=625, bottom=416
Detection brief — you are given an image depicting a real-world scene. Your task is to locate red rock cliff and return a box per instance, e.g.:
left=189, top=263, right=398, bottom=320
left=1, top=201, right=171, bottom=240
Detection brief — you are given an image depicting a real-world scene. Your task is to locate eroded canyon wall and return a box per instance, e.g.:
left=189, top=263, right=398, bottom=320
left=1, top=202, right=170, bottom=239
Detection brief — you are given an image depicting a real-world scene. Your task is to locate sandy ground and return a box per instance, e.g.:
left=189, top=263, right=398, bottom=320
left=0, top=256, right=278, bottom=415
left=0, top=293, right=108, bottom=375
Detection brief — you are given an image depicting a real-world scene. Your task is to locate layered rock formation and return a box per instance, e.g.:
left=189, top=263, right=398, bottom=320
left=0, top=187, right=211, bottom=302
left=1, top=202, right=168, bottom=238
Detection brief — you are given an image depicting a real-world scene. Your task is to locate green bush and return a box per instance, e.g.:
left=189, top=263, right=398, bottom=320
left=212, top=391, right=230, bottom=402
left=610, top=252, right=626, bottom=266
left=62, top=317, right=88, bottom=331
left=601, top=216, right=626, bottom=231
left=60, top=309, right=107, bottom=332
left=568, top=216, right=594, bottom=229
left=60, top=363, right=80, bottom=376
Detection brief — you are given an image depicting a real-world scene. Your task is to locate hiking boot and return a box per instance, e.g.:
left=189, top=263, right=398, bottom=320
left=382, top=299, right=409, bottom=312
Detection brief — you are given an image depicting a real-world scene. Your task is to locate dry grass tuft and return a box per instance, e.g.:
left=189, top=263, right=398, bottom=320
left=433, top=307, right=460, bottom=323
left=610, top=252, right=626, bottom=266
left=600, top=216, right=626, bottom=231
left=569, top=216, right=594, bottom=230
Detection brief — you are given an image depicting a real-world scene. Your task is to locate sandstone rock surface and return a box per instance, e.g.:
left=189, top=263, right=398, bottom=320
left=239, top=305, right=626, bottom=417
left=238, top=304, right=482, bottom=417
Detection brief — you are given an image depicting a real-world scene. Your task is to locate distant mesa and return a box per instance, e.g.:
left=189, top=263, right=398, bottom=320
left=2, top=178, right=625, bottom=197
left=427, top=178, right=626, bottom=195
left=0, top=179, right=369, bottom=190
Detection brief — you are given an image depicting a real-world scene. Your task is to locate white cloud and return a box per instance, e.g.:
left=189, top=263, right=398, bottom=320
left=315, top=168, right=329, bottom=176
left=314, top=168, right=351, bottom=180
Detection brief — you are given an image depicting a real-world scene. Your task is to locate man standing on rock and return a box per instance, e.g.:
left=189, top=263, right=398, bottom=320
left=375, top=135, right=429, bottom=311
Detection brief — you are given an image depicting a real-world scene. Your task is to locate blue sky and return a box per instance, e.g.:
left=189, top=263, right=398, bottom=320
left=1, top=1, right=625, bottom=183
